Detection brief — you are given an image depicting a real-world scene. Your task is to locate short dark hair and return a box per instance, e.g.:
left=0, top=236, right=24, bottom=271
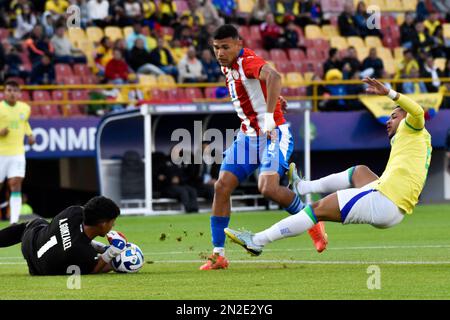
left=83, top=196, right=120, bottom=226
left=4, top=80, right=20, bottom=89
left=213, top=24, right=239, bottom=40
left=329, top=48, right=338, bottom=57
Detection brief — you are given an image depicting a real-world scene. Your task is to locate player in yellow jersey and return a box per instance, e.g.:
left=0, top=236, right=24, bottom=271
left=223, top=78, right=432, bottom=255
left=0, top=80, right=35, bottom=225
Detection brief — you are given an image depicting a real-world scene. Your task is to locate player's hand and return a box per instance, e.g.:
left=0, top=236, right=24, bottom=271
left=362, top=77, right=389, bottom=96
left=28, top=135, right=35, bottom=145
left=101, top=231, right=128, bottom=263
left=0, top=127, right=9, bottom=137
left=279, top=96, right=288, bottom=114
left=107, top=230, right=128, bottom=246
left=263, top=112, right=276, bottom=138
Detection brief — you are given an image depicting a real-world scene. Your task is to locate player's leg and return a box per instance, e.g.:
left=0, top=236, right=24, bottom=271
left=7, top=177, right=24, bottom=225
left=294, top=165, right=379, bottom=195
left=0, top=222, right=27, bottom=247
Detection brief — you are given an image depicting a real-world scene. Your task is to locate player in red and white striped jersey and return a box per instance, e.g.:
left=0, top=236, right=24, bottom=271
left=200, top=25, right=328, bottom=270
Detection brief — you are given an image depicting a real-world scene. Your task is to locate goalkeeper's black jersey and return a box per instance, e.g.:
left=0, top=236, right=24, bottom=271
left=21, top=206, right=98, bottom=275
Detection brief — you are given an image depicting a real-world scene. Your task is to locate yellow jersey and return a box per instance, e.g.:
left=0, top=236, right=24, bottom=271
left=373, top=94, right=432, bottom=214
left=0, top=100, right=33, bottom=156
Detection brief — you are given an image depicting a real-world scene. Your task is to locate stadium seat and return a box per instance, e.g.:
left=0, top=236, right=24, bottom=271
left=253, top=49, right=270, bottom=61
left=384, top=59, right=396, bottom=75
left=239, top=26, right=251, bottom=39
left=329, top=15, right=338, bottom=26
left=174, top=0, right=189, bottom=13
left=401, top=0, right=417, bottom=11
left=356, top=47, right=370, bottom=61
left=307, top=47, right=322, bottom=60
left=244, top=39, right=263, bottom=49
left=303, top=72, right=315, bottom=82
left=321, top=25, right=339, bottom=39
left=285, top=72, right=304, bottom=88
left=270, top=49, right=288, bottom=62
left=288, top=48, right=306, bottom=61
left=166, top=88, right=186, bottom=101
left=305, top=25, right=324, bottom=39
left=149, top=88, right=168, bottom=101
left=86, top=26, right=104, bottom=43
left=291, top=61, right=305, bottom=73
left=105, top=26, right=123, bottom=42
left=139, top=74, right=157, bottom=86
left=237, top=0, right=254, bottom=13
left=55, top=64, right=74, bottom=83
left=62, top=76, right=82, bottom=85
left=382, top=36, right=400, bottom=49
left=444, top=24, right=450, bottom=39
left=73, top=63, right=90, bottom=77
left=249, top=25, right=262, bottom=40
left=157, top=74, right=176, bottom=89
left=67, top=28, right=86, bottom=47
left=33, top=90, right=61, bottom=118
left=347, top=36, right=365, bottom=49
left=377, top=47, right=394, bottom=61
left=204, top=87, right=218, bottom=99
left=276, top=61, right=294, bottom=74
left=330, top=36, right=348, bottom=50
left=5, top=77, right=25, bottom=85
left=0, top=28, right=9, bottom=39
left=396, top=13, right=405, bottom=26
left=123, top=26, right=134, bottom=39
left=185, top=87, right=204, bottom=100
left=434, top=58, right=447, bottom=72
left=70, top=90, right=89, bottom=116
left=19, top=90, right=30, bottom=101
left=321, top=0, right=345, bottom=13
left=385, top=0, right=402, bottom=12
left=365, top=36, right=383, bottom=48
left=394, top=47, right=405, bottom=61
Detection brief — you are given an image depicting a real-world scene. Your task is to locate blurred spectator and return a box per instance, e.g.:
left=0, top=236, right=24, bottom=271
left=341, top=46, right=361, bottom=78
left=338, top=2, right=359, bottom=36
left=346, top=70, right=365, bottom=110
left=293, top=0, right=322, bottom=27
left=283, top=19, right=299, bottom=48
left=402, top=67, right=427, bottom=93
left=178, top=46, right=207, bottom=83
left=50, top=25, right=87, bottom=64
left=198, top=0, right=224, bottom=26
left=260, top=13, right=284, bottom=50
left=250, top=0, right=271, bottom=25
left=149, top=38, right=178, bottom=78
left=400, top=12, right=416, bottom=49
left=95, top=36, right=113, bottom=75
left=128, top=38, right=164, bottom=75
left=412, top=21, right=433, bottom=55
left=44, top=0, right=69, bottom=21
left=173, top=14, right=190, bottom=40
left=101, top=79, right=126, bottom=113
left=416, top=0, right=429, bottom=22
left=141, top=0, right=158, bottom=28
left=105, top=48, right=131, bottom=84
left=184, top=0, right=206, bottom=26
left=432, top=0, right=450, bottom=17
left=169, top=39, right=188, bottom=64
left=109, top=1, right=128, bottom=27
left=30, top=53, right=55, bottom=85
left=431, top=26, right=447, bottom=58
left=354, top=0, right=382, bottom=38
left=126, top=22, right=148, bottom=50
left=123, top=0, right=143, bottom=23
left=196, top=23, right=216, bottom=54
left=271, top=0, right=290, bottom=25
left=200, top=49, right=221, bottom=82
left=4, top=45, right=30, bottom=82
left=212, top=0, right=236, bottom=23
left=25, top=25, right=54, bottom=65
left=14, top=4, right=37, bottom=40
left=362, top=48, right=384, bottom=78
left=324, top=48, right=342, bottom=74
left=420, top=55, right=442, bottom=92
left=87, top=0, right=110, bottom=28
left=322, top=69, right=348, bottom=111
left=396, top=49, right=419, bottom=79
left=159, top=0, right=177, bottom=26
left=424, top=11, right=441, bottom=36
left=41, top=11, right=55, bottom=38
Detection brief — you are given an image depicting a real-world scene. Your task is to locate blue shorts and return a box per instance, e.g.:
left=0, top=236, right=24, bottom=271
left=220, top=124, right=294, bottom=183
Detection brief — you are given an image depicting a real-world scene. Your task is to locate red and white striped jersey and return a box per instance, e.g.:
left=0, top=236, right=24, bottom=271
left=221, top=48, right=286, bottom=136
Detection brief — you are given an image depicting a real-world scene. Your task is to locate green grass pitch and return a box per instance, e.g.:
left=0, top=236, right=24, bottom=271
left=0, top=204, right=449, bottom=300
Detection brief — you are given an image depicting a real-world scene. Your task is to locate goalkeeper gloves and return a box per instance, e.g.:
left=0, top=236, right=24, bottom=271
left=101, top=231, right=128, bottom=263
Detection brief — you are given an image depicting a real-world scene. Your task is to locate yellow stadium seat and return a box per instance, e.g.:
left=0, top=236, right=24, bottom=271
left=285, top=72, right=304, bottom=88
left=443, top=23, right=450, bottom=39
left=377, top=47, right=394, bottom=61
left=86, top=26, right=104, bottom=43
left=67, top=28, right=86, bottom=46
left=303, top=72, right=314, bottom=82
left=330, top=36, right=348, bottom=50
left=434, top=58, right=447, bottom=72
left=139, top=74, right=157, bottom=86
left=384, top=59, right=396, bottom=76
left=365, top=36, right=383, bottom=48
left=157, top=74, right=176, bottom=88
left=237, top=0, right=255, bottom=13
left=305, top=25, right=324, bottom=39
left=385, top=0, right=402, bottom=11
left=394, top=47, right=405, bottom=61
left=77, top=40, right=95, bottom=57
left=366, top=0, right=385, bottom=7
left=396, top=13, right=405, bottom=26
left=356, top=47, right=370, bottom=61
left=321, top=25, right=339, bottom=39
left=401, top=0, right=417, bottom=11
left=123, top=26, right=134, bottom=40
left=105, top=26, right=123, bottom=42
left=347, top=36, right=365, bottom=49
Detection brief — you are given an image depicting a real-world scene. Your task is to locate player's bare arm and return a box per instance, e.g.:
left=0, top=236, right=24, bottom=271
left=0, top=127, right=9, bottom=136
left=258, top=64, right=282, bottom=135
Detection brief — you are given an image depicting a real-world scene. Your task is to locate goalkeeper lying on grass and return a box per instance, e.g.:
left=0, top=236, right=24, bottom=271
left=225, top=78, right=432, bottom=256
left=0, top=196, right=128, bottom=275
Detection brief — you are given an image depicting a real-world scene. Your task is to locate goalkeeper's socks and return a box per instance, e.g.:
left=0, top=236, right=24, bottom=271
left=297, top=167, right=355, bottom=195
left=9, top=192, right=22, bottom=225
left=211, top=216, right=230, bottom=257
left=253, top=205, right=318, bottom=246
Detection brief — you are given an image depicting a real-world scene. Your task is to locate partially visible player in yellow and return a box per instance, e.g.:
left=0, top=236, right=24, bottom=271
left=224, top=78, right=432, bottom=256
left=0, top=80, right=35, bottom=225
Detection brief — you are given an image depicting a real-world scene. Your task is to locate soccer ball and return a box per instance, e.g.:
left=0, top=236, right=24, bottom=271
left=111, top=243, right=144, bottom=273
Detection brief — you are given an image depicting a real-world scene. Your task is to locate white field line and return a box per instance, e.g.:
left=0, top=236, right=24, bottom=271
left=152, top=259, right=450, bottom=265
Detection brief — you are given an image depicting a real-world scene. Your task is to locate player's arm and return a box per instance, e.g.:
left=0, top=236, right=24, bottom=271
left=258, top=64, right=282, bottom=133
left=91, top=231, right=127, bottom=274
left=25, top=122, right=35, bottom=145
left=363, top=77, right=425, bottom=129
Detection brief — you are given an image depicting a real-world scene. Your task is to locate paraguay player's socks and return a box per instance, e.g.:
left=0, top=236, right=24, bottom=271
left=9, top=192, right=22, bottom=224
left=297, top=166, right=356, bottom=195
left=211, top=216, right=230, bottom=257
left=284, top=194, right=304, bottom=215
left=253, top=205, right=318, bottom=246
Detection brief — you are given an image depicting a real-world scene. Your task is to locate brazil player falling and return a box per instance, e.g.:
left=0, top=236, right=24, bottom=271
left=199, top=24, right=328, bottom=270
left=0, top=80, right=35, bottom=225
left=0, top=196, right=128, bottom=275
left=224, top=77, right=432, bottom=255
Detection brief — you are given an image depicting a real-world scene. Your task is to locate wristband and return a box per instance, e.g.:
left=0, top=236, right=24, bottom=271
left=388, top=89, right=398, bottom=100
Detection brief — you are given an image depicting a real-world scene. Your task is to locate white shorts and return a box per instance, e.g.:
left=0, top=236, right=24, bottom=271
left=337, top=183, right=404, bottom=229
left=0, top=155, right=26, bottom=182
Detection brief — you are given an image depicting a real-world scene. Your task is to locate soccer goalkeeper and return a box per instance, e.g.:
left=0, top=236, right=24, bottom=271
left=225, top=78, right=432, bottom=256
